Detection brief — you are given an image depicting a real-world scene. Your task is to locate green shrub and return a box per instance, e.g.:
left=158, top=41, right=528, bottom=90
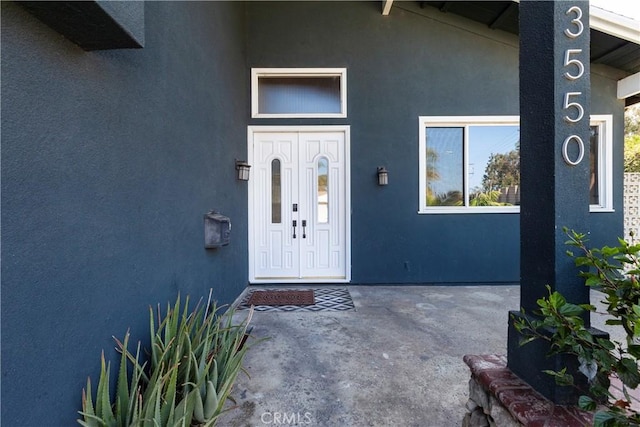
left=78, top=291, right=257, bottom=427
left=625, top=134, right=640, bottom=173
left=513, top=229, right=640, bottom=426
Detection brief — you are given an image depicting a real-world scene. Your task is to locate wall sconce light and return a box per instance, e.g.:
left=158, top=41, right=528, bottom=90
left=377, top=166, right=388, bottom=186
left=235, top=160, right=251, bottom=181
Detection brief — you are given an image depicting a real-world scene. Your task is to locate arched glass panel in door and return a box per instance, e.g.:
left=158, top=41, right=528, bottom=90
left=317, top=157, right=329, bottom=223
left=271, top=159, right=281, bottom=224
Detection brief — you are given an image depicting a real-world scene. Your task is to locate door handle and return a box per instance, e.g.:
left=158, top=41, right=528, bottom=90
left=302, top=220, right=307, bottom=239
left=292, top=220, right=297, bottom=239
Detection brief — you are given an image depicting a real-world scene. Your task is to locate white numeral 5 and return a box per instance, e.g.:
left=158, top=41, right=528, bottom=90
left=564, top=49, right=584, bottom=80
left=563, top=92, right=584, bottom=123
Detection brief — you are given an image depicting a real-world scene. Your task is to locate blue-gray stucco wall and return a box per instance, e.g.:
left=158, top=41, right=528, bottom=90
left=246, top=1, right=626, bottom=285
left=1, top=1, right=627, bottom=425
left=1, top=2, right=247, bottom=425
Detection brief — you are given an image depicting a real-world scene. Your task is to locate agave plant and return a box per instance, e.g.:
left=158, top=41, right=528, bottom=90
left=78, top=290, right=257, bottom=427
left=78, top=331, right=148, bottom=427
left=148, top=291, right=255, bottom=426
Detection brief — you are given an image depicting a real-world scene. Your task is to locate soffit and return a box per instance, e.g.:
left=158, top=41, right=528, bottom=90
left=419, top=1, right=640, bottom=105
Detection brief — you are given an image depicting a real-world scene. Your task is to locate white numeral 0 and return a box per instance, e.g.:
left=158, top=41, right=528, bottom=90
left=564, top=49, right=584, bottom=80
left=562, top=135, right=585, bottom=166
left=563, top=92, right=584, bottom=123
left=564, top=6, right=584, bottom=38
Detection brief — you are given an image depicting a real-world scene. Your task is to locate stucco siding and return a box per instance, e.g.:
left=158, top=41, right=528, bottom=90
left=1, top=2, right=248, bottom=425
left=246, top=1, right=625, bottom=284
left=0, top=2, right=628, bottom=424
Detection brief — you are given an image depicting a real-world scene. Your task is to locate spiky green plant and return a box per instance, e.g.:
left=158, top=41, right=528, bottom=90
left=78, top=331, right=147, bottom=427
left=148, top=291, right=256, bottom=425
left=77, top=290, right=257, bottom=427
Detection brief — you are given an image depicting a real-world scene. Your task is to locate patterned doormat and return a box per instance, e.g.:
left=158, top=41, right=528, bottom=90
left=247, top=289, right=315, bottom=306
left=238, top=288, right=355, bottom=312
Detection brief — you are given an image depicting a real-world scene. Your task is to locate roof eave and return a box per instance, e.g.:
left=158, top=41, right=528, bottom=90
left=589, top=5, right=640, bottom=44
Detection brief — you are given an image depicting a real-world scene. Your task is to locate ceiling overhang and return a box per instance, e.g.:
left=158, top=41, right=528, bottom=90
left=382, top=1, right=640, bottom=106
left=590, top=6, right=640, bottom=45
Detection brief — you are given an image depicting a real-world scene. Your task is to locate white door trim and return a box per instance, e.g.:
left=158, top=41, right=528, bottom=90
left=248, top=125, right=351, bottom=283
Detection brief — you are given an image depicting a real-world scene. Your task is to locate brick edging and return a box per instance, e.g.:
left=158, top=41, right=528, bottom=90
left=463, top=354, right=593, bottom=426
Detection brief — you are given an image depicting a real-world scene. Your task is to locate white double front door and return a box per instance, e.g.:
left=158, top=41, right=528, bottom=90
left=248, top=126, right=350, bottom=283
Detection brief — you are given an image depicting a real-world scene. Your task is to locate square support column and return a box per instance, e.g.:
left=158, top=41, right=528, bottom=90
left=508, top=0, right=599, bottom=405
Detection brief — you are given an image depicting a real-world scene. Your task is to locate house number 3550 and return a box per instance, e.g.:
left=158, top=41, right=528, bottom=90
left=562, top=5, right=586, bottom=166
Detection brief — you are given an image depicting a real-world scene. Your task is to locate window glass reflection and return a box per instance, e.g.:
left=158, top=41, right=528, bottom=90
left=425, top=127, right=464, bottom=206
left=318, top=158, right=329, bottom=223
left=259, top=77, right=341, bottom=114
left=468, top=125, right=520, bottom=207
left=590, top=125, right=599, bottom=205
left=272, top=159, right=281, bottom=224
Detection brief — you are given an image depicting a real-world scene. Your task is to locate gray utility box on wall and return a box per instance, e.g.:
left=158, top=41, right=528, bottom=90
left=204, top=211, right=231, bottom=248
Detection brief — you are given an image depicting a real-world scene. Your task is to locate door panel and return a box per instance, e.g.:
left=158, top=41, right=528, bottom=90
left=249, top=127, right=349, bottom=282
left=298, top=132, right=346, bottom=278
left=253, top=132, right=299, bottom=279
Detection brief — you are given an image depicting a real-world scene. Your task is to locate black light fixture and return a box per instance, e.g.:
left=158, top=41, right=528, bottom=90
left=235, top=160, right=251, bottom=181
left=377, top=166, right=388, bottom=186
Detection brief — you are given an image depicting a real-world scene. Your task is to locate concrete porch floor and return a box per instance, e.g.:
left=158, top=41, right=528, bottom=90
left=219, top=285, right=624, bottom=426
left=219, top=285, right=521, bottom=426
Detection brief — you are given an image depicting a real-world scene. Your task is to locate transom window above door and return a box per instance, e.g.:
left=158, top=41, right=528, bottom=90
left=251, top=68, right=347, bottom=118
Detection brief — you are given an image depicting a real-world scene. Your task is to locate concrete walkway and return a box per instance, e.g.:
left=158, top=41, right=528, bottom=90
left=218, top=285, right=520, bottom=427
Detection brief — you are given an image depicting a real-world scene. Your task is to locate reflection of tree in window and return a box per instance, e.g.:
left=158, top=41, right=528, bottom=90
left=469, top=125, right=520, bottom=207
left=423, top=120, right=607, bottom=209
left=481, top=143, right=520, bottom=192
left=425, top=127, right=464, bottom=206
left=471, top=143, right=520, bottom=206
left=318, top=158, right=329, bottom=223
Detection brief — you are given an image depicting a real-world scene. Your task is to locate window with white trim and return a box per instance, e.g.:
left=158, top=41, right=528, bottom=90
left=589, top=115, right=613, bottom=212
left=418, top=115, right=613, bottom=214
left=251, top=68, right=347, bottom=118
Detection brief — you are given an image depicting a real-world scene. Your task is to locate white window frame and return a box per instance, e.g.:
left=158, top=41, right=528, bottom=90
left=418, top=115, right=614, bottom=214
left=251, top=68, right=347, bottom=118
left=418, top=116, right=520, bottom=214
left=590, top=115, right=614, bottom=212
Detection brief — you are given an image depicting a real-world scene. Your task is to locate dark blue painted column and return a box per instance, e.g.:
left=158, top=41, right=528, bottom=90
left=508, top=0, right=595, bottom=404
